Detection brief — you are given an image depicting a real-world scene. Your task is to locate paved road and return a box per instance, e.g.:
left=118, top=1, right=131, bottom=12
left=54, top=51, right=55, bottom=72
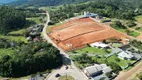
left=42, top=12, right=88, bottom=80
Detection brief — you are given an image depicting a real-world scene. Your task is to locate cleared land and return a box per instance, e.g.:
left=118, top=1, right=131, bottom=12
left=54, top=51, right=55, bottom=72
left=49, top=18, right=128, bottom=51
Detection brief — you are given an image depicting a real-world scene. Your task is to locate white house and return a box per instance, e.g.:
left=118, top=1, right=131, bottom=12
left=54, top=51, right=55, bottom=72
left=84, top=64, right=112, bottom=77
left=84, top=11, right=98, bottom=18
left=90, top=42, right=109, bottom=49
left=118, top=51, right=134, bottom=60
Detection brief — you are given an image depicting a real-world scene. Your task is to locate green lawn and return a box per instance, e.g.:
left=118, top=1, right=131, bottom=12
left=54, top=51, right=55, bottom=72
left=135, top=15, right=142, bottom=23
left=108, top=43, right=123, bottom=48
left=8, top=29, right=26, bottom=35
left=59, top=76, right=75, bottom=80
left=112, top=26, right=126, bottom=33
left=71, top=47, right=111, bottom=55
left=107, top=55, right=132, bottom=68
left=127, top=31, right=140, bottom=37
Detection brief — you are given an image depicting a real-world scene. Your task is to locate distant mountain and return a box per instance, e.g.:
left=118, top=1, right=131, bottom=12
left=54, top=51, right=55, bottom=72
left=9, top=0, right=89, bottom=7
left=0, top=0, right=16, bottom=4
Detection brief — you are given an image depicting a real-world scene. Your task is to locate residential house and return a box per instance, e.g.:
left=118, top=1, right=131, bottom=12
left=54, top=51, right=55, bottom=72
left=118, top=51, right=134, bottom=60
left=90, top=42, right=109, bottom=49
left=84, top=64, right=112, bottom=77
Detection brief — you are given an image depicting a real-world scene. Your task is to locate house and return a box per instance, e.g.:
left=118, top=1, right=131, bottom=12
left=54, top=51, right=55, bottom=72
left=84, top=11, right=98, bottom=18
left=84, top=64, right=112, bottom=77
left=26, top=36, right=32, bottom=41
left=90, top=42, right=109, bottom=49
left=118, top=51, right=134, bottom=60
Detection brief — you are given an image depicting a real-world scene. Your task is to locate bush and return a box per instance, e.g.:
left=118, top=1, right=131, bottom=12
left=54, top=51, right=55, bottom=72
left=115, top=58, right=120, bottom=62
left=105, top=72, right=112, bottom=78
left=126, top=21, right=136, bottom=27
left=107, top=62, right=122, bottom=74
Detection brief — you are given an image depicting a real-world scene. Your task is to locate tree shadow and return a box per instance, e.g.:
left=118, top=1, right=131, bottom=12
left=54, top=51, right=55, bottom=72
left=61, top=54, right=71, bottom=66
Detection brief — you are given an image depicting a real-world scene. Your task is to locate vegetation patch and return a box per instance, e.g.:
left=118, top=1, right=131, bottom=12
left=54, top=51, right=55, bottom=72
left=59, top=76, right=75, bottom=80
left=135, top=15, right=142, bottom=23
left=135, top=27, right=142, bottom=32
left=0, top=39, right=62, bottom=77
left=106, top=55, right=131, bottom=68
left=26, top=17, right=42, bottom=24
left=0, top=35, right=27, bottom=43
left=70, top=46, right=111, bottom=55
left=127, top=31, right=140, bottom=37
left=110, top=21, right=126, bottom=33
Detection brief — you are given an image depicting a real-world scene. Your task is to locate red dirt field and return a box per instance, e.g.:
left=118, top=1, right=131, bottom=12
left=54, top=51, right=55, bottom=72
left=49, top=18, right=128, bottom=51
left=50, top=18, right=95, bottom=32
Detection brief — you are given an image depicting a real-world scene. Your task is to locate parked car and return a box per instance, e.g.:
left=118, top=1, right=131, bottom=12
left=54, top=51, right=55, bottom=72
left=65, top=66, right=68, bottom=70
left=55, top=73, right=60, bottom=77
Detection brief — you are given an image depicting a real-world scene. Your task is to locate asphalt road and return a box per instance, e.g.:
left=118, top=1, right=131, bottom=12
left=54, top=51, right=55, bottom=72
left=42, top=12, right=88, bottom=80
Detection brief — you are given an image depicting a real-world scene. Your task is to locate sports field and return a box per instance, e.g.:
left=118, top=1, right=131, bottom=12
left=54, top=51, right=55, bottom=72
left=49, top=18, right=128, bottom=51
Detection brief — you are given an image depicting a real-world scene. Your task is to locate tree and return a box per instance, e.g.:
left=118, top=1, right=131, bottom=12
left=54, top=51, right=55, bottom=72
left=126, top=21, right=136, bottom=27
left=107, top=62, right=122, bottom=74
left=136, top=72, right=142, bottom=80
left=105, top=72, right=112, bottom=78
left=0, top=6, right=26, bottom=35
left=0, top=42, right=62, bottom=77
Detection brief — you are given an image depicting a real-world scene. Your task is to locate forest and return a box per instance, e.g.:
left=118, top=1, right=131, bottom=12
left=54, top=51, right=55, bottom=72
left=49, top=0, right=142, bottom=24
left=0, top=39, right=62, bottom=77
left=0, top=6, right=26, bottom=35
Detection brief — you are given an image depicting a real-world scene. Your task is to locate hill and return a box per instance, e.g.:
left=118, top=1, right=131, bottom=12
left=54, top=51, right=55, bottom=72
left=0, top=0, right=16, bottom=4
left=9, top=0, right=89, bottom=7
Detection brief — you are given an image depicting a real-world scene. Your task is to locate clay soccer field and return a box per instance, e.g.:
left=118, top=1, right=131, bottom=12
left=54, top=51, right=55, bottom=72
left=49, top=18, right=128, bottom=51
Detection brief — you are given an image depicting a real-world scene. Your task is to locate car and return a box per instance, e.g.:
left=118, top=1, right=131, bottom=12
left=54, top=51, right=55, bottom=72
left=65, top=66, right=68, bottom=70
left=55, top=73, right=60, bottom=77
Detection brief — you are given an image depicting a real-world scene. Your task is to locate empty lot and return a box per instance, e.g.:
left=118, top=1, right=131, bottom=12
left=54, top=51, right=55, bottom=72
left=49, top=18, right=128, bottom=51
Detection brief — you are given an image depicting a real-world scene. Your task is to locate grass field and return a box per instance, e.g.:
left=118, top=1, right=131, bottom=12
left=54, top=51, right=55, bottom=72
left=59, top=76, right=75, bottom=80
left=107, top=55, right=132, bottom=68
left=8, top=29, right=26, bottom=35
left=26, top=17, right=42, bottom=24
left=135, top=15, right=142, bottom=23
left=127, top=31, right=140, bottom=37
left=70, top=47, right=111, bottom=55
left=112, top=26, right=126, bottom=33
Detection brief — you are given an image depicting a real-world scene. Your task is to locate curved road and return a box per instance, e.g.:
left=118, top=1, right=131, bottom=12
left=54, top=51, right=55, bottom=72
left=42, top=12, right=88, bottom=80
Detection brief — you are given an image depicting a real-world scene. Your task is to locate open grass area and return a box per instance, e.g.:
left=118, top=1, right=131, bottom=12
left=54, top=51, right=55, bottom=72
left=107, top=55, right=132, bottom=68
left=70, top=47, right=111, bottom=55
left=127, top=31, right=140, bottom=37
left=8, top=29, right=26, bottom=35
left=59, top=76, right=75, bottom=80
left=108, top=43, right=123, bottom=48
left=26, top=17, right=42, bottom=24
left=112, top=26, right=126, bottom=33
left=135, top=15, right=142, bottom=23
left=0, top=35, right=27, bottom=43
